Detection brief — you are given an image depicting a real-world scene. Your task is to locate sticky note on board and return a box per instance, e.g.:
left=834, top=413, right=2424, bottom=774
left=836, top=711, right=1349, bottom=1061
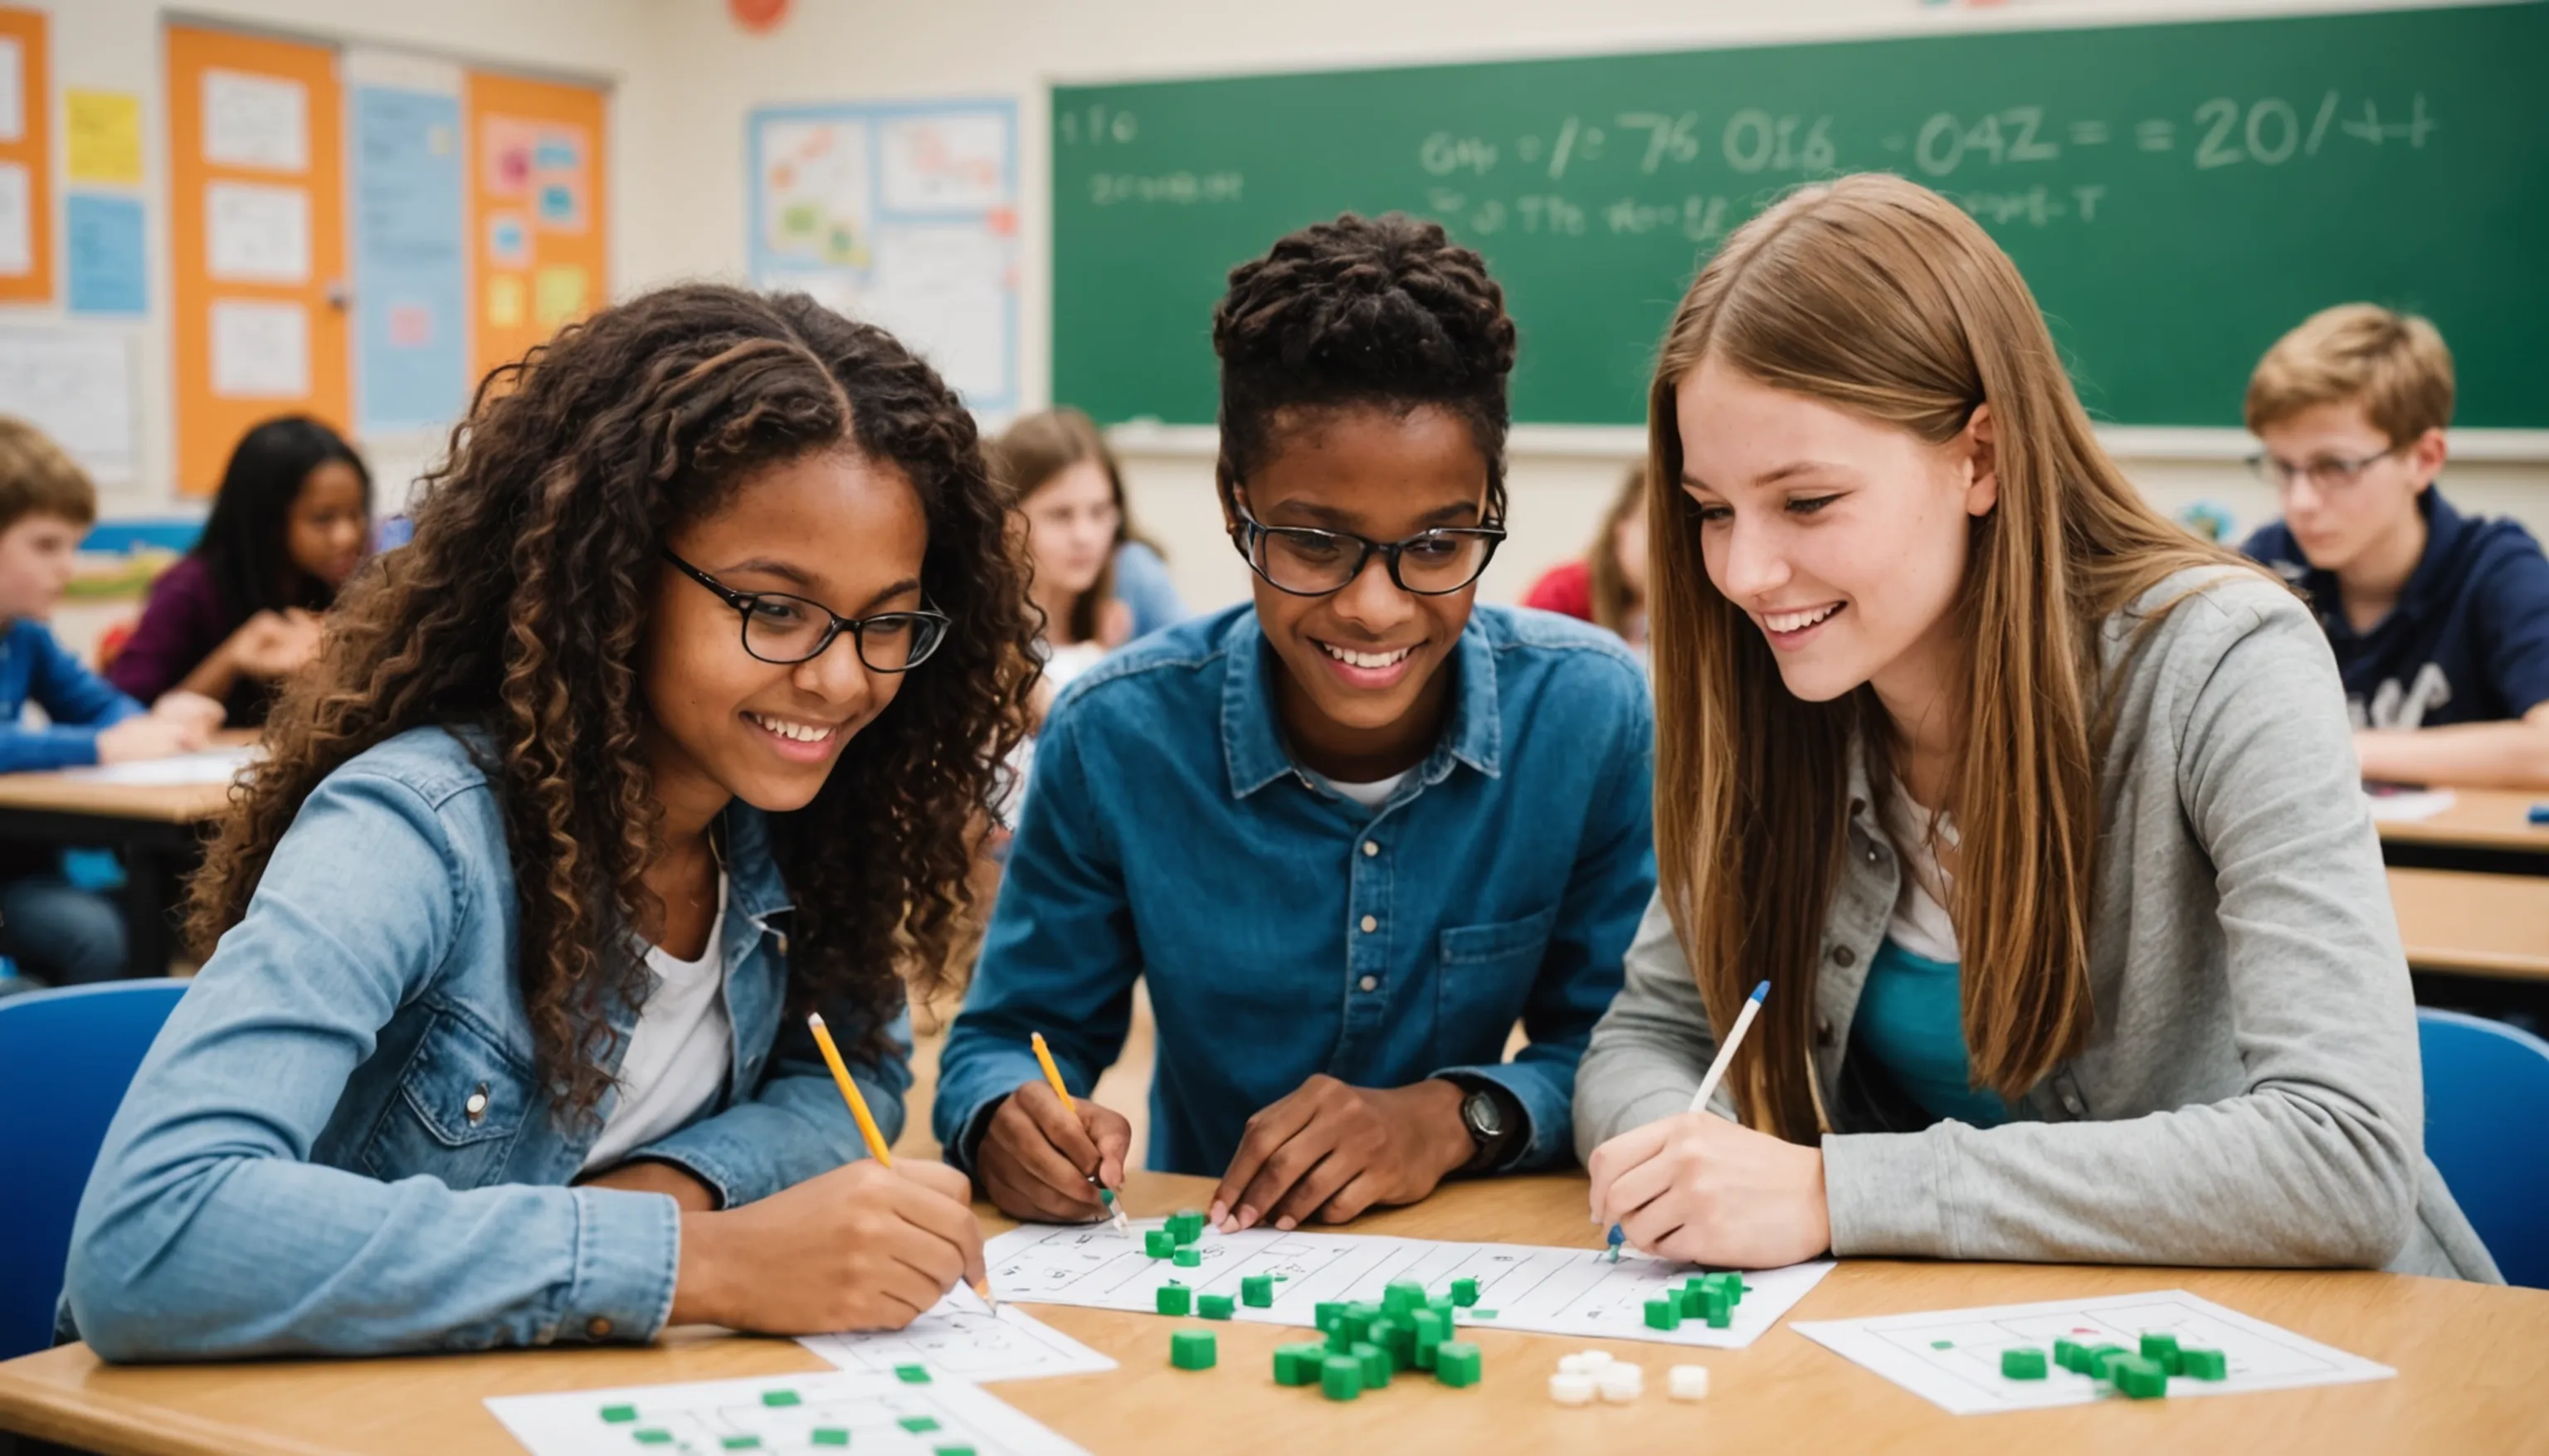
left=482, top=118, right=535, bottom=199
left=537, top=183, right=577, bottom=228
left=486, top=212, right=529, bottom=269
left=486, top=272, right=526, bottom=328
left=66, top=193, right=149, bottom=314
left=67, top=90, right=146, bottom=186
left=533, top=265, right=587, bottom=327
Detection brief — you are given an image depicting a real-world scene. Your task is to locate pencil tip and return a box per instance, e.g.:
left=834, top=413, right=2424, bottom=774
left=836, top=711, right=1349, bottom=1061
left=807, top=1011, right=827, bottom=1028
left=1747, top=981, right=1771, bottom=1003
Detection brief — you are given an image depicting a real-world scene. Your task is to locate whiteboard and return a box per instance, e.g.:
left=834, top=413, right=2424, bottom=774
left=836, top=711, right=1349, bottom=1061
left=0, top=324, right=138, bottom=485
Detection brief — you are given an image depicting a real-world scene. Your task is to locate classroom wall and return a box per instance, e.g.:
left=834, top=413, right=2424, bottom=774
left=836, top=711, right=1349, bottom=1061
left=632, top=0, right=2549, bottom=615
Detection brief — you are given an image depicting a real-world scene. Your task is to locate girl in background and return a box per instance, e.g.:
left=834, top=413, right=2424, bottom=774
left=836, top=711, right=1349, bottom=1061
left=1523, top=465, right=1650, bottom=650
left=108, top=416, right=373, bottom=727
left=988, top=408, right=1181, bottom=696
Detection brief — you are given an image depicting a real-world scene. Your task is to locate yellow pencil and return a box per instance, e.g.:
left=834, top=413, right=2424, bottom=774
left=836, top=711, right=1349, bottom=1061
left=808, top=1013, right=996, bottom=1312
left=1031, top=1031, right=1129, bottom=1234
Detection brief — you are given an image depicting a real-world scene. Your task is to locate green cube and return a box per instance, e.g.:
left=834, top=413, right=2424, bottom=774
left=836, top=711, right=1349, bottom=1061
left=2085, top=1345, right=2130, bottom=1381
left=1434, top=1340, right=1482, bottom=1388
left=1410, top=1308, right=1447, bottom=1369
left=761, top=1389, right=802, bottom=1407
left=634, top=1434, right=674, bottom=1448
left=1274, top=1342, right=1328, bottom=1385
left=1172, top=1327, right=1217, bottom=1371
left=2140, top=1332, right=2181, bottom=1372
left=1352, top=1339, right=1391, bottom=1388
left=1645, top=1297, right=1682, bottom=1330
left=1383, top=1279, right=1428, bottom=1317
left=899, top=1416, right=940, bottom=1434
left=1679, top=1284, right=1704, bottom=1318
left=1314, top=1300, right=1345, bottom=1332
left=2112, top=1355, right=2169, bottom=1400
left=892, top=1364, right=929, bottom=1385
left=2001, top=1346, right=2048, bottom=1380
left=1173, top=1247, right=1202, bottom=1269
left=1172, top=1209, right=1205, bottom=1244
left=1701, top=1288, right=1731, bottom=1326
left=2052, top=1337, right=2084, bottom=1372
left=1449, top=1277, right=1479, bottom=1307
left=1156, top=1283, right=1192, bottom=1316
left=1241, top=1273, right=1274, bottom=1307
left=2180, top=1346, right=2228, bottom=1381
left=935, top=1447, right=977, bottom=1456
left=1339, top=1303, right=1378, bottom=1344
left=1469, top=1309, right=1498, bottom=1320
left=600, top=1405, right=638, bottom=1424
left=1322, top=1354, right=1363, bottom=1401
left=1145, top=1229, right=1175, bottom=1258
left=809, top=1434, right=847, bottom=1449
left=1199, top=1293, right=1235, bottom=1320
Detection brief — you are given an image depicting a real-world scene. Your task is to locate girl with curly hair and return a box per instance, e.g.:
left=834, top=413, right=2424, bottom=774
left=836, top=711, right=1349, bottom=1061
left=936, top=214, right=1655, bottom=1236
left=65, top=284, right=1041, bottom=1359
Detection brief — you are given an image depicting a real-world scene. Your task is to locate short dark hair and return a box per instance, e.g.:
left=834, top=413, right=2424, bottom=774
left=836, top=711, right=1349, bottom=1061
left=1211, top=212, right=1518, bottom=518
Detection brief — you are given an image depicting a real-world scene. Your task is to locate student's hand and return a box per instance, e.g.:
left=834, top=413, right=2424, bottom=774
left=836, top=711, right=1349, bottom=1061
left=974, top=1080, right=1133, bottom=1222
left=1210, top=1075, right=1471, bottom=1233
left=668, top=1158, right=985, bottom=1334
left=149, top=690, right=226, bottom=739
left=1584, top=1111, right=1833, bottom=1269
left=226, top=610, right=324, bottom=679
left=95, top=713, right=207, bottom=765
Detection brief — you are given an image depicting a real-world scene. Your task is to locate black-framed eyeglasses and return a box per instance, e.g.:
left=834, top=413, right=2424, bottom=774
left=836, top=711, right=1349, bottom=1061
left=2247, top=445, right=2405, bottom=491
left=1227, top=503, right=1506, bottom=597
left=664, top=551, right=950, bottom=671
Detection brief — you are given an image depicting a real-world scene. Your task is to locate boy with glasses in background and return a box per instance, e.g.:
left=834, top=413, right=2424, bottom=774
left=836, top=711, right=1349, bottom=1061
left=2240, top=304, right=2549, bottom=789
left=935, top=214, right=1654, bottom=1232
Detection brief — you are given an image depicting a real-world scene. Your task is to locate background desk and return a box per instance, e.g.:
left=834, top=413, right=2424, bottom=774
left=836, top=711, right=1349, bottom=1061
left=2378, top=789, right=2549, bottom=876
left=0, top=748, right=245, bottom=977
left=2, top=1172, right=2544, bottom=1456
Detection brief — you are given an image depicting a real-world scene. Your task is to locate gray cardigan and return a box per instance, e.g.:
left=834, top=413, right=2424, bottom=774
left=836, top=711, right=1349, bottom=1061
left=1574, top=567, right=2502, bottom=1281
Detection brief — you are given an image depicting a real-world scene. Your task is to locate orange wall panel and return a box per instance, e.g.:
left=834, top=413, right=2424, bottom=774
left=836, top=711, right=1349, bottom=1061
left=465, top=71, right=608, bottom=389
left=0, top=6, right=54, bottom=304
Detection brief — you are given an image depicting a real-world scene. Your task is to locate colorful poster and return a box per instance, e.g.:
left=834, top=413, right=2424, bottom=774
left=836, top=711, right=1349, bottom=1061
left=66, top=90, right=144, bottom=185
left=205, top=180, right=309, bottom=283
left=353, top=83, right=468, bottom=430
left=66, top=193, right=146, bottom=314
left=201, top=68, right=307, bottom=173
left=209, top=299, right=309, bottom=398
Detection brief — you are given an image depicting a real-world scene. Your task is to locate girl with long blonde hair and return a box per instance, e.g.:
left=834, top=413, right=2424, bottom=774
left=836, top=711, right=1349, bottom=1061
left=1573, top=175, right=2497, bottom=1280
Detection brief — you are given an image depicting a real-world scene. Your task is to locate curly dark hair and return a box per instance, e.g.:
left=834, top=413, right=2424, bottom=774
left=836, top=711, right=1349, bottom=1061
left=186, top=283, right=1039, bottom=1120
left=1211, top=212, right=1518, bottom=517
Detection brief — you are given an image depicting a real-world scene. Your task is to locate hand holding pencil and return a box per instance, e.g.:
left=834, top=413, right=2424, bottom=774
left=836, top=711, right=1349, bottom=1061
left=972, top=1032, right=1136, bottom=1225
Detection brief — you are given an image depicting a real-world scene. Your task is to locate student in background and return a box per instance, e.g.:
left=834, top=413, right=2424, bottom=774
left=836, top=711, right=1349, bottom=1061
left=988, top=409, right=1141, bottom=697
left=66, top=286, right=1037, bottom=1359
left=0, top=420, right=224, bottom=991
left=106, top=416, right=373, bottom=728
left=939, top=214, right=1655, bottom=1234
left=1523, top=465, right=1650, bottom=650
left=1575, top=176, right=2496, bottom=1281
left=2238, top=305, right=2549, bottom=790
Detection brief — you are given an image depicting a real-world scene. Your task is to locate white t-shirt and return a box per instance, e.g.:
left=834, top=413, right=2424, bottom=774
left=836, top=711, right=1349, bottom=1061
left=1884, top=778, right=1961, bottom=962
left=581, top=874, right=732, bottom=1173
left=1324, top=769, right=1409, bottom=811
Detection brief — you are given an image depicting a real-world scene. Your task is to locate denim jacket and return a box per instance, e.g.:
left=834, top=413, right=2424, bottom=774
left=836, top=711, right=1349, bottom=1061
left=935, top=604, right=1655, bottom=1177
left=63, top=725, right=908, bottom=1360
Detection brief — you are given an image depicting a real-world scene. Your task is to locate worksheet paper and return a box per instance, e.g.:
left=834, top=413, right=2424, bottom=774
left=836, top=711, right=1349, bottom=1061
left=796, top=1284, right=1115, bottom=1383
left=2363, top=787, right=2455, bottom=823
left=1791, top=1289, right=2395, bottom=1415
left=57, top=745, right=261, bottom=786
left=986, top=1218, right=1833, bottom=1350
left=487, top=1368, right=1087, bottom=1456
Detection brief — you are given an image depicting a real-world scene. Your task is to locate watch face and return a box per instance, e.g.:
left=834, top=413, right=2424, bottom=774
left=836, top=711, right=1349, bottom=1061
left=1465, top=1088, right=1503, bottom=1138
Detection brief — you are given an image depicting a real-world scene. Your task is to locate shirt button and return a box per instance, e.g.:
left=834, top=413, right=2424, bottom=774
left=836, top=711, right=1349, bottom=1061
left=1360, top=914, right=1378, bottom=933
left=1358, top=975, right=1378, bottom=991
left=586, top=1317, right=613, bottom=1339
left=1362, top=841, right=1380, bottom=857
left=465, top=1084, right=490, bottom=1123
left=1831, top=946, right=1855, bottom=967
left=2060, top=1090, right=2086, bottom=1116
left=1864, top=848, right=1880, bottom=864
left=1815, top=1016, right=1835, bottom=1047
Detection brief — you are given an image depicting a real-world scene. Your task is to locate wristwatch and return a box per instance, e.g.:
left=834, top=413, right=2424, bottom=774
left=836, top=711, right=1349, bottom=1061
left=1454, top=1080, right=1517, bottom=1175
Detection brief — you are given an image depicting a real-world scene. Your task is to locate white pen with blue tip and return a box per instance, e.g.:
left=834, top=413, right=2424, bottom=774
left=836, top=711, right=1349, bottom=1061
left=1605, top=978, right=1771, bottom=1261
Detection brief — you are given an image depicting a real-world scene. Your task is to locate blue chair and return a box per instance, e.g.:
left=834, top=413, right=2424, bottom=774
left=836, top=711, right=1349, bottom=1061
left=2418, top=1008, right=2549, bottom=1289
left=0, top=980, right=187, bottom=1359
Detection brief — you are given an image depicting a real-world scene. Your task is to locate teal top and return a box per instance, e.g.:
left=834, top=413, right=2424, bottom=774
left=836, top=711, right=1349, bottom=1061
left=1851, top=938, right=2010, bottom=1127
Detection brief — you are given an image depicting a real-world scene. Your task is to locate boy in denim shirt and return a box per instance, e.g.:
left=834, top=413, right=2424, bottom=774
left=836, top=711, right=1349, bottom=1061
left=0, top=420, right=222, bottom=987
left=2240, top=306, right=2549, bottom=789
left=937, top=216, right=1655, bottom=1233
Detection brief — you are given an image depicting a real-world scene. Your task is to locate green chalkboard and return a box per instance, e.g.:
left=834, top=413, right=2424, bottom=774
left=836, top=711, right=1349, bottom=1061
left=1052, top=2, right=2547, bottom=429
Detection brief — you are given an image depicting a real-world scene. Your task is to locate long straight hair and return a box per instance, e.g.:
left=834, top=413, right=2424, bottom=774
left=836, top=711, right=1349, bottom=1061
left=1586, top=463, right=1646, bottom=635
left=1646, top=174, right=2253, bottom=1139
left=197, top=416, right=372, bottom=621
left=987, top=407, right=1156, bottom=645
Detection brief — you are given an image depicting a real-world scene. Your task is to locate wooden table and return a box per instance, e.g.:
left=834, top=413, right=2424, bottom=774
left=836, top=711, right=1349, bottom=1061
left=2377, top=787, right=2549, bottom=875
left=2388, top=867, right=2549, bottom=982
left=0, top=743, right=249, bottom=976
left=3, top=1171, right=2544, bottom=1456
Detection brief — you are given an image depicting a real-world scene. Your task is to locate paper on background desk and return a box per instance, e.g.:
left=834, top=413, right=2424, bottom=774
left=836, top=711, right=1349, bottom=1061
left=797, top=1284, right=1115, bottom=1382
left=55, top=744, right=261, bottom=786
left=2364, top=786, right=2455, bottom=822
left=487, top=1366, right=1087, bottom=1456
left=987, top=1217, right=1833, bottom=1349
left=1791, top=1289, right=2394, bottom=1415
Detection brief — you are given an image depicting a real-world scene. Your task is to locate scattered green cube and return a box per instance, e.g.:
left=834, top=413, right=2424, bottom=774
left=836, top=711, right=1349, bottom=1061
left=1322, top=1354, right=1364, bottom=1400
left=1930, top=1339, right=1955, bottom=1350
left=1410, top=1308, right=1447, bottom=1370
left=1198, top=1293, right=1235, bottom=1320
left=761, top=1389, right=802, bottom=1407
left=1171, top=1209, right=1206, bottom=1244
left=1144, top=1229, right=1175, bottom=1258
left=1450, top=1277, right=1479, bottom=1307
left=1156, top=1283, right=1192, bottom=1316
left=1314, top=1300, right=1345, bottom=1332
left=1241, top=1273, right=1275, bottom=1307
left=1434, top=1340, right=1482, bottom=1388
left=935, top=1447, right=977, bottom=1456
left=1383, top=1279, right=1428, bottom=1317
left=1702, top=1288, right=1732, bottom=1326
left=633, top=1434, right=674, bottom=1448
left=809, top=1433, right=847, bottom=1449
left=892, top=1364, right=929, bottom=1385
left=1274, top=1342, right=1328, bottom=1385
left=2085, top=1345, right=2131, bottom=1381
left=2140, top=1332, right=2181, bottom=1373
left=2001, top=1346, right=2048, bottom=1380
left=2112, top=1355, right=2169, bottom=1400
left=1352, top=1338, right=1391, bottom=1388
left=1468, top=1309, right=1498, bottom=1320
left=1172, top=1327, right=1217, bottom=1371
left=1645, top=1297, right=1682, bottom=1330
left=1173, top=1247, right=1202, bottom=1269
left=899, top=1415, right=940, bottom=1434
left=600, top=1405, right=638, bottom=1424
left=2053, top=1337, right=2084, bottom=1372
left=2180, top=1346, right=2228, bottom=1381
left=1339, top=1303, right=1378, bottom=1344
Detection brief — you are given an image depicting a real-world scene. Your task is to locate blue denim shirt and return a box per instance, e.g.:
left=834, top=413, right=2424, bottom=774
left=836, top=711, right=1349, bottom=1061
left=934, top=604, right=1654, bottom=1177
left=0, top=617, right=144, bottom=773
left=62, top=725, right=908, bottom=1361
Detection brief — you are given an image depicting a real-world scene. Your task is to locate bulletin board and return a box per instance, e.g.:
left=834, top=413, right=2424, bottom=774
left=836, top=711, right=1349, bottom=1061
left=0, top=5, right=54, bottom=304
left=466, top=70, right=607, bottom=389
left=164, top=24, right=348, bottom=495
